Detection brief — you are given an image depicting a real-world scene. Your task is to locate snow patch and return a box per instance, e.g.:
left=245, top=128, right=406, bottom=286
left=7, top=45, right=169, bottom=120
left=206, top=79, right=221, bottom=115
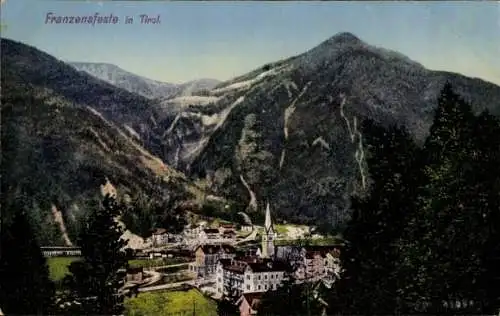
left=338, top=94, right=367, bottom=190
left=51, top=205, right=73, bottom=246
left=240, top=175, right=258, bottom=212
left=165, top=95, right=220, bottom=108
left=123, top=124, right=141, bottom=140
left=312, top=137, right=330, bottom=150
left=212, top=67, right=284, bottom=94
left=280, top=82, right=311, bottom=169
left=184, top=96, right=245, bottom=161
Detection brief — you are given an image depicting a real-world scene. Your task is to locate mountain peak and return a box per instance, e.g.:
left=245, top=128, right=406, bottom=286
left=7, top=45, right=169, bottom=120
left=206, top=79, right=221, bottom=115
left=327, top=32, right=362, bottom=44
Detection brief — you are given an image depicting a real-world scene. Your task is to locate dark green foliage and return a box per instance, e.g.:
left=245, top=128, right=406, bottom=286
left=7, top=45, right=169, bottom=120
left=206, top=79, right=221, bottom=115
left=335, top=119, right=421, bottom=314
left=217, top=297, right=239, bottom=316
left=122, top=180, right=187, bottom=238
left=399, top=83, right=500, bottom=313
left=0, top=202, right=55, bottom=314
left=61, top=194, right=129, bottom=315
left=257, top=277, right=324, bottom=316
left=333, top=83, right=500, bottom=315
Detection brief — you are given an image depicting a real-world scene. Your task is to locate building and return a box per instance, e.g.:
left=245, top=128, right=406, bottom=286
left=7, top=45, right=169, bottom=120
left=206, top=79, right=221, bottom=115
left=41, top=246, right=81, bottom=257
left=189, top=244, right=236, bottom=278
left=126, top=267, right=144, bottom=283
left=150, top=228, right=169, bottom=247
left=261, top=202, right=277, bottom=258
left=199, top=228, right=220, bottom=241
left=237, top=292, right=263, bottom=316
left=219, top=223, right=236, bottom=234
left=222, top=230, right=237, bottom=239
left=241, top=225, right=253, bottom=232
left=275, top=245, right=342, bottom=282
left=325, top=248, right=342, bottom=279
left=216, top=257, right=288, bottom=298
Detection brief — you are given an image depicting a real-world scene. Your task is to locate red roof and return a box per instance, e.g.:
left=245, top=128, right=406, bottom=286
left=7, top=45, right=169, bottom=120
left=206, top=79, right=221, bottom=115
left=152, top=228, right=167, bottom=235
left=241, top=292, right=263, bottom=310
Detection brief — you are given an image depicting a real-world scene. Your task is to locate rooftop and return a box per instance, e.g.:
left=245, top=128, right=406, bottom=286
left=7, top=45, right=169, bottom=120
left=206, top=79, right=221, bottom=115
left=198, top=244, right=236, bottom=254
left=203, top=228, right=220, bottom=234
left=242, top=292, right=263, bottom=310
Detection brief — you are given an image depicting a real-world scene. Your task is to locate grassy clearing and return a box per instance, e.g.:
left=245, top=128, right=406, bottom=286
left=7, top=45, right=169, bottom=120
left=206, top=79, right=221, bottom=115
left=125, top=289, right=217, bottom=316
left=275, top=236, right=343, bottom=247
left=48, top=257, right=191, bottom=281
left=274, top=224, right=289, bottom=235
left=47, top=257, right=80, bottom=281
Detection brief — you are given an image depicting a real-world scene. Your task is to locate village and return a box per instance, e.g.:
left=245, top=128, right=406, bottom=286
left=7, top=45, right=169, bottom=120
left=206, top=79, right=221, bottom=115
left=43, top=203, right=343, bottom=315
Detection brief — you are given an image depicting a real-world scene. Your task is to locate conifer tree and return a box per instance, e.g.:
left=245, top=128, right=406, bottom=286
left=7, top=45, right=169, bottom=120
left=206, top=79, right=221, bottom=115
left=0, top=205, right=55, bottom=314
left=63, top=194, right=128, bottom=315
left=399, top=82, right=499, bottom=313
left=336, top=119, right=421, bottom=314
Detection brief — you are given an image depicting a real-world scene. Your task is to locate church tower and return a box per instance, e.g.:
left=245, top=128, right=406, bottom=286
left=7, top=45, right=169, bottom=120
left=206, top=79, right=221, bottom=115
left=261, top=202, right=276, bottom=258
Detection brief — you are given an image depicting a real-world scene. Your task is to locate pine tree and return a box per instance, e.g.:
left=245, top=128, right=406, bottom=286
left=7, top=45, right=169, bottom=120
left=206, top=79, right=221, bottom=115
left=399, top=82, right=499, bottom=313
left=63, top=194, right=128, bottom=315
left=336, top=119, right=421, bottom=314
left=0, top=205, right=55, bottom=314
left=466, top=110, right=500, bottom=313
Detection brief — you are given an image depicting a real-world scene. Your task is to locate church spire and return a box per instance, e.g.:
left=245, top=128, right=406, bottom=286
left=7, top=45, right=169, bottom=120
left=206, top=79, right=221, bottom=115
left=261, top=201, right=275, bottom=259
left=265, top=201, right=273, bottom=232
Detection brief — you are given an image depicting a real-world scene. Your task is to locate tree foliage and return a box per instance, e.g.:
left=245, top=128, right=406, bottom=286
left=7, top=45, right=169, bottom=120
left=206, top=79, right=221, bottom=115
left=331, top=83, right=500, bottom=314
left=0, top=203, right=55, bottom=315
left=61, top=194, right=129, bottom=315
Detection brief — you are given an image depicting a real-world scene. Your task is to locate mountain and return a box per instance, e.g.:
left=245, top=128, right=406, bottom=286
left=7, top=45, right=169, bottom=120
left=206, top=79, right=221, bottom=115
left=0, top=38, right=218, bottom=245
left=69, top=62, right=220, bottom=99
left=159, top=32, right=500, bottom=228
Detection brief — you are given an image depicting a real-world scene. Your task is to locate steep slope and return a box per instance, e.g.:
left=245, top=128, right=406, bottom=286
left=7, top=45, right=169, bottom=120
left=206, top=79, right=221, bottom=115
left=165, top=32, right=500, bottom=228
left=2, top=39, right=182, bottom=180
left=0, top=39, right=215, bottom=245
left=70, top=62, right=220, bottom=99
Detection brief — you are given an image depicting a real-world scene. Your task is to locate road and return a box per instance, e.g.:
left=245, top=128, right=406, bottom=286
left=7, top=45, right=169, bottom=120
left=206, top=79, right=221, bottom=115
left=147, top=262, right=191, bottom=271
left=234, top=228, right=259, bottom=245
left=138, top=278, right=212, bottom=293
left=141, top=270, right=163, bottom=287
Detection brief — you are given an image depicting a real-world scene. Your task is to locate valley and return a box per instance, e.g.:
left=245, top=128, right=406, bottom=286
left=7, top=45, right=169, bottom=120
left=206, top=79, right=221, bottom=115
left=2, top=32, right=500, bottom=245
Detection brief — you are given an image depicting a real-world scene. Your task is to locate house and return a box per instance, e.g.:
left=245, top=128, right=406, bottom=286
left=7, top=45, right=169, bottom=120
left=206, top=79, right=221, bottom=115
left=301, top=250, right=327, bottom=281
left=325, top=248, right=342, bottom=279
left=189, top=244, right=236, bottom=278
left=216, top=257, right=288, bottom=298
left=219, top=223, right=236, bottom=234
left=126, top=267, right=144, bottom=283
left=275, top=245, right=342, bottom=282
left=237, top=292, right=263, bottom=316
left=222, top=230, right=237, bottom=239
left=150, top=228, right=169, bottom=247
left=199, top=228, right=220, bottom=241
left=241, top=225, right=253, bottom=232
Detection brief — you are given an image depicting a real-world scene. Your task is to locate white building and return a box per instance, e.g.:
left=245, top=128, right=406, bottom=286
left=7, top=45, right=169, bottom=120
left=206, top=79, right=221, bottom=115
left=241, top=225, right=253, bottom=232
left=198, top=228, right=220, bottom=241
left=216, top=257, right=288, bottom=298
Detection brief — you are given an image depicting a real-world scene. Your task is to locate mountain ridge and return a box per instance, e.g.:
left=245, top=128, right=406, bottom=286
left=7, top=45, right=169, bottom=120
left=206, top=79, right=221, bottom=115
left=70, top=61, right=220, bottom=99
left=162, top=32, right=500, bottom=228
left=1, top=38, right=223, bottom=245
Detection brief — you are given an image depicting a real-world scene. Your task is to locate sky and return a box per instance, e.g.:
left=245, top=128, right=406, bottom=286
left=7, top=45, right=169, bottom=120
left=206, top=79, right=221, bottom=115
left=1, top=1, right=499, bottom=85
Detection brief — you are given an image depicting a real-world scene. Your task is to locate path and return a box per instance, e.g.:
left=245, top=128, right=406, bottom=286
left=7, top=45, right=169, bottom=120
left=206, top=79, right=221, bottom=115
left=138, top=277, right=212, bottom=293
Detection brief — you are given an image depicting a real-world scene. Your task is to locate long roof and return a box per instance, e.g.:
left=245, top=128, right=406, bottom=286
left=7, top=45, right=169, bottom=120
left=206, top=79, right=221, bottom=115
left=197, top=244, right=236, bottom=254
